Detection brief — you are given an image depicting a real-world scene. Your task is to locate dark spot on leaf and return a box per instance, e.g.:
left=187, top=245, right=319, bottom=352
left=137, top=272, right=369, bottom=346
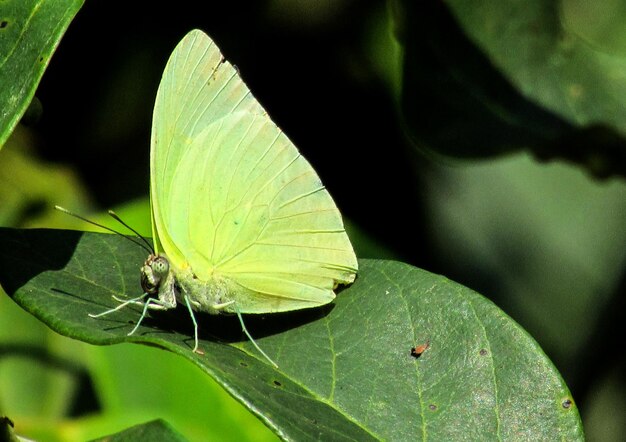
left=239, top=361, right=248, bottom=367
left=411, top=340, right=430, bottom=358
left=562, top=399, right=572, bottom=409
left=273, top=380, right=282, bottom=387
left=0, top=21, right=8, bottom=29
left=234, top=220, right=239, bottom=225
left=479, top=349, right=488, bottom=356
left=39, top=56, right=44, bottom=62
left=428, top=404, right=437, bottom=411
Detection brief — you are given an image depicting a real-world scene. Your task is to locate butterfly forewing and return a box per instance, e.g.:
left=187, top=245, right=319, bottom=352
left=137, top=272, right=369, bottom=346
left=151, top=30, right=358, bottom=313
left=151, top=30, right=264, bottom=258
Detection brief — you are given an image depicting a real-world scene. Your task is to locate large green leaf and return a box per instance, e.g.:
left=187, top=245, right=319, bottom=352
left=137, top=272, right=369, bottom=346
left=0, top=0, right=84, bottom=149
left=394, top=0, right=626, bottom=178
left=0, top=228, right=583, bottom=440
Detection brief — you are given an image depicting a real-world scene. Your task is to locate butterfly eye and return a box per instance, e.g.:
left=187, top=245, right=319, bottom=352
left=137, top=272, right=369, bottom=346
left=140, top=255, right=170, bottom=294
left=152, top=256, right=170, bottom=277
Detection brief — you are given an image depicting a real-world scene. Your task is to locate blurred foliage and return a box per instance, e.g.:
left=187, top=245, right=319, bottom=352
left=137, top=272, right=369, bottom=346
left=0, top=128, right=91, bottom=228
left=0, top=0, right=84, bottom=149
left=0, top=0, right=624, bottom=440
left=394, top=0, right=626, bottom=178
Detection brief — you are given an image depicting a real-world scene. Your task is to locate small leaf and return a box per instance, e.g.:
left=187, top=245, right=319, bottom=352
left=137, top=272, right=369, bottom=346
left=90, top=419, right=188, bottom=442
left=0, top=0, right=84, bottom=149
left=1, top=416, right=20, bottom=442
left=0, top=228, right=583, bottom=440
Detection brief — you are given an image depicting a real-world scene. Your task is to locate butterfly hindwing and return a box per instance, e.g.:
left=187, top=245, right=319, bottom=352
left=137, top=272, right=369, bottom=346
left=167, top=111, right=357, bottom=312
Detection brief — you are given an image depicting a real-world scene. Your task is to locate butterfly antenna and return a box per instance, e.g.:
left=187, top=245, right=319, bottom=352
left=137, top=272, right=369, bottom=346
left=108, top=210, right=154, bottom=254
left=54, top=205, right=153, bottom=254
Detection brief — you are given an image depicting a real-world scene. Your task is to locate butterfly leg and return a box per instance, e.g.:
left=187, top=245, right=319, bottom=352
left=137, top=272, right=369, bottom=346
left=89, top=293, right=170, bottom=337
left=127, top=296, right=172, bottom=336
left=232, top=306, right=278, bottom=369
left=111, top=294, right=146, bottom=306
left=125, top=269, right=178, bottom=336
left=182, top=293, right=204, bottom=353
left=88, top=293, right=149, bottom=318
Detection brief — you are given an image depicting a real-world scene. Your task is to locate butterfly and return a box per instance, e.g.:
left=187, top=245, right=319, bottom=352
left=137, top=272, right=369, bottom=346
left=90, top=30, right=358, bottom=366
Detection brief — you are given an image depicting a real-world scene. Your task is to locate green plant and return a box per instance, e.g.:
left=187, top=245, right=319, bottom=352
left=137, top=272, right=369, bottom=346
left=2, top=1, right=625, bottom=440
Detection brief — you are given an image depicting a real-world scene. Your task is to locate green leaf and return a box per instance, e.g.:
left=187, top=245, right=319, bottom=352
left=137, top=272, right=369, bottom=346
left=0, top=0, right=84, bottom=149
left=90, top=419, right=188, bottom=442
left=394, top=0, right=626, bottom=179
left=1, top=416, right=20, bottom=442
left=0, top=228, right=583, bottom=440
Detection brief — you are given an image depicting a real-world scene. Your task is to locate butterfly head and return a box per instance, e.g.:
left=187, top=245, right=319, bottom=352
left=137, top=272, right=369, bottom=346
left=141, top=254, right=170, bottom=295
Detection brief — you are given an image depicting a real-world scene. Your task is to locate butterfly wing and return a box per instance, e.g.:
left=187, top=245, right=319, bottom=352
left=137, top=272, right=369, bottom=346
left=151, top=29, right=264, bottom=262
left=152, top=30, right=357, bottom=313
